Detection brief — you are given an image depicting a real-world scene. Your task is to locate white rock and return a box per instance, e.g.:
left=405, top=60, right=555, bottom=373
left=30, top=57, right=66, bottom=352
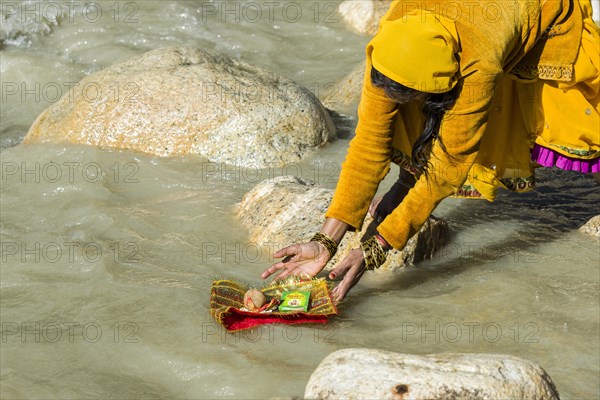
left=236, top=176, right=333, bottom=247
left=338, top=0, right=392, bottom=35
left=305, top=348, right=560, bottom=400
left=321, top=61, right=366, bottom=113
left=579, top=215, right=600, bottom=237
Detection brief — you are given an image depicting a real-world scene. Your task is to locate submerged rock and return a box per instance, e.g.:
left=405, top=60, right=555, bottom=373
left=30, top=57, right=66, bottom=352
left=338, top=0, right=392, bottom=35
left=23, top=47, right=335, bottom=168
left=236, top=176, right=448, bottom=270
left=579, top=215, right=600, bottom=237
left=305, top=348, right=560, bottom=400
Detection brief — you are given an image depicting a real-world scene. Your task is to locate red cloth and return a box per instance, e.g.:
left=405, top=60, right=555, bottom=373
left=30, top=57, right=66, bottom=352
left=209, top=278, right=338, bottom=332
left=221, top=308, right=329, bottom=332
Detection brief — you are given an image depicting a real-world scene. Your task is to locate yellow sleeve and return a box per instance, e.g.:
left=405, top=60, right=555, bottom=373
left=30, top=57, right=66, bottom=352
left=324, top=58, right=398, bottom=230
left=377, top=74, right=500, bottom=249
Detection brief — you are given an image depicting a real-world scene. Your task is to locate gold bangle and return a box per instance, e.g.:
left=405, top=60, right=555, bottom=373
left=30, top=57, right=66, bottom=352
left=311, top=232, right=338, bottom=259
left=360, top=236, right=388, bottom=270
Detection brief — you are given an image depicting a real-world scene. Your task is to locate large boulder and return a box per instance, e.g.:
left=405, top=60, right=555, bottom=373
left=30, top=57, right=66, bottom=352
left=338, top=0, right=392, bottom=35
left=305, top=348, right=560, bottom=400
left=579, top=215, right=600, bottom=237
left=23, top=47, right=335, bottom=168
left=321, top=61, right=366, bottom=113
left=236, top=176, right=448, bottom=270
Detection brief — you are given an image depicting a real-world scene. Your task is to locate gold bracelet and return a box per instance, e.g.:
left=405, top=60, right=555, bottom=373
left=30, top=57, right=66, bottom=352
left=311, top=232, right=338, bottom=259
left=360, top=236, right=388, bottom=270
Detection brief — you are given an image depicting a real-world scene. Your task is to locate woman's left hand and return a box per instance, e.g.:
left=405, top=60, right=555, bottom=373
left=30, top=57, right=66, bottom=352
left=328, top=248, right=366, bottom=303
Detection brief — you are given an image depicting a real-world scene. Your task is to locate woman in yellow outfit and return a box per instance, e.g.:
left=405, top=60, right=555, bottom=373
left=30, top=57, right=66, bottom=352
left=262, top=0, right=600, bottom=301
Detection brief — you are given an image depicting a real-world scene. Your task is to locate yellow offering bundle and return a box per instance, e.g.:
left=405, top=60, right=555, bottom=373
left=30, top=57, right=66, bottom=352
left=209, top=277, right=337, bottom=332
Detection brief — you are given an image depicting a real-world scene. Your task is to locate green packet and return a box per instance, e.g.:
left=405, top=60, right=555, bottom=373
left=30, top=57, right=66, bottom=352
left=278, top=291, right=311, bottom=312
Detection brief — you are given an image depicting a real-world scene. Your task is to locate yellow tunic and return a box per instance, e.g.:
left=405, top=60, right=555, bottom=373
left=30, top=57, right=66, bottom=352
left=325, top=0, right=599, bottom=250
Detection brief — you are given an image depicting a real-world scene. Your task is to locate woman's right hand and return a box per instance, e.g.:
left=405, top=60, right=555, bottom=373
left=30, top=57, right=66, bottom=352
left=260, top=241, right=331, bottom=281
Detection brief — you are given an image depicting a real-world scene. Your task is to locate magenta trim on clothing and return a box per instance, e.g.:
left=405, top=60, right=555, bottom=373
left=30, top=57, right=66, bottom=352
left=531, top=144, right=600, bottom=173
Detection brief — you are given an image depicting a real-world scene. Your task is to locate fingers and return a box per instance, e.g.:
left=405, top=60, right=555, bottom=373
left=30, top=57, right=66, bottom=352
left=329, top=249, right=366, bottom=303
left=263, top=245, right=302, bottom=279
left=328, top=260, right=352, bottom=280
left=368, top=195, right=382, bottom=218
left=332, top=267, right=365, bottom=303
left=273, top=244, right=300, bottom=259
left=263, top=263, right=314, bottom=281
left=273, top=268, right=294, bottom=281
left=261, top=257, right=300, bottom=279
left=261, top=261, right=286, bottom=279
left=260, top=256, right=308, bottom=280
left=328, top=249, right=363, bottom=280
left=368, top=203, right=376, bottom=218
left=263, top=242, right=325, bottom=280
left=331, top=286, right=343, bottom=303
